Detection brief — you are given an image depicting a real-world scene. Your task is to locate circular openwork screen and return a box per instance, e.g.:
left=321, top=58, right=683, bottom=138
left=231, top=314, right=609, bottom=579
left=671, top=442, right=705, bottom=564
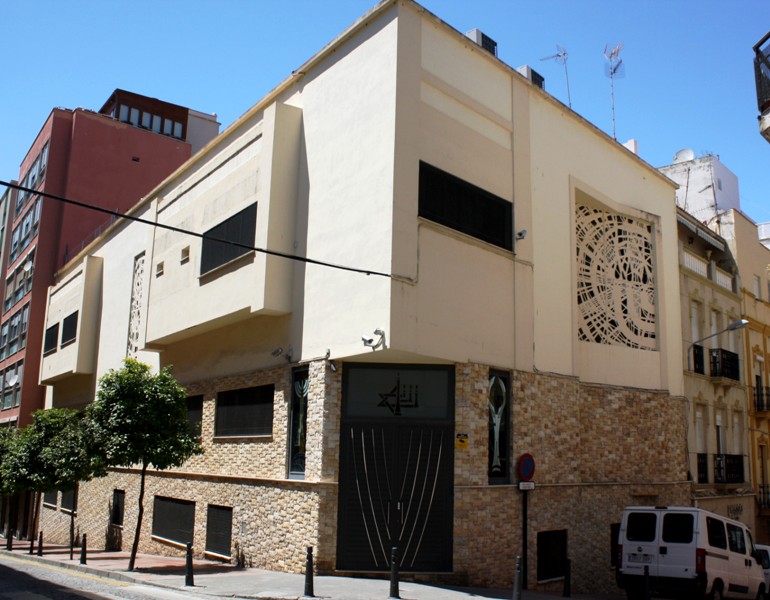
left=575, top=205, right=656, bottom=350
left=126, top=253, right=145, bottom=358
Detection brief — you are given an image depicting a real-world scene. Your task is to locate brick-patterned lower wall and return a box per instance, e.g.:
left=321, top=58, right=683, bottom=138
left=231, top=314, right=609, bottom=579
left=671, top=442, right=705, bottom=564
left=39, top=360, right=691, bottom=595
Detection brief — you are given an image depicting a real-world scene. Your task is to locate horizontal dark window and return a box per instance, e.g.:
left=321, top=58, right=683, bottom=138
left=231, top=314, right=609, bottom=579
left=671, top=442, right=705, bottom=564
left=152, top=496, right=195, bottom=545
left=215, top=384, right=274, bottom=437
left=200, top=203, right=257, bottom=275
left=419, top=161, right=513, bottom=250
left=43, top=490, right=57, bottom=507
left=61, top=488, right=77, bottom=512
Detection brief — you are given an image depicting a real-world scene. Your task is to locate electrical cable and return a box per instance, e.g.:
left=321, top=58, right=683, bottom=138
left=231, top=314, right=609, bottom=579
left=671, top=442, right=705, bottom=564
left=0, top=180, right=391, bottom=279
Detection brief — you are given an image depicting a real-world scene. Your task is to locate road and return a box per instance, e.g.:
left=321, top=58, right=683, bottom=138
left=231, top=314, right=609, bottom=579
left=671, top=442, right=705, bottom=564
left=0, top=553, right=218, bottom=600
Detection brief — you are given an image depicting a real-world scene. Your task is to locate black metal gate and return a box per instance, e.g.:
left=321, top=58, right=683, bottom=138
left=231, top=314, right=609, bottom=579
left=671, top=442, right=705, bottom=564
left=337, top=365, right=454, bottom=572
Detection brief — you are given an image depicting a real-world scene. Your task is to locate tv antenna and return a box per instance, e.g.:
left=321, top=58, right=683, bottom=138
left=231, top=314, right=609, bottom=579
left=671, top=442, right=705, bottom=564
left=604, top=43, right=625, bottom=139
left=540, top=44, right=571, bottom=108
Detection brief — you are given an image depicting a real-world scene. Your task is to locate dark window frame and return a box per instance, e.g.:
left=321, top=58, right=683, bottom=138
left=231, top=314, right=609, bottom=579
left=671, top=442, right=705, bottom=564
left=289, top=368, right=309, bottom=478
left=205, top=504, right=233, bottom=557
left=42, top=490, right=57, bottom=508
left=60, top=487, right=77, bottom=513
left=111, top=489, right=125, bottom=527
left=418, top=161, right=513, bottom=251
left=187, top=395, right=204, bottom=437
left=488, top=369, right=511, bottom=484
left=214, top=384, right=274, bottom=437
left=537, top=529, right=568, bottom=581
left=60, top=311, right=78, bottom=347
left=200, top=203, right=257, bottom=276
left=152, top=496, right=195, bottom=545
left=43, top=323, right=59, bottom=355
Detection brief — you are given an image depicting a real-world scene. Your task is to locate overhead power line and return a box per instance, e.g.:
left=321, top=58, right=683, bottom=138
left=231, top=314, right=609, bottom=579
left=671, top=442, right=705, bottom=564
left=0, top=180, right=392, bottom=279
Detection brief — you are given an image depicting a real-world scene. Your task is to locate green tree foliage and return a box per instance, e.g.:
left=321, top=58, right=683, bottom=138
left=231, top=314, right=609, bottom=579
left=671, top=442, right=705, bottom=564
left=86, top=358, right=203, bottom=570
left=0, top=408, right=100, bottom=496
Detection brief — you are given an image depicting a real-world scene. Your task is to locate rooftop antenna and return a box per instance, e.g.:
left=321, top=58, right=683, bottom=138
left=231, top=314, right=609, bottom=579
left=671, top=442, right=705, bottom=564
left=540, top=44, right=571, bottom=108
left=604, top=43, right=625, bottom=139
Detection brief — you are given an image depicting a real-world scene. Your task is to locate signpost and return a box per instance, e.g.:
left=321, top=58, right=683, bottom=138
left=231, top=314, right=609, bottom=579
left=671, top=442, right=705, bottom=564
left=517, top=453, right=536, bottom=590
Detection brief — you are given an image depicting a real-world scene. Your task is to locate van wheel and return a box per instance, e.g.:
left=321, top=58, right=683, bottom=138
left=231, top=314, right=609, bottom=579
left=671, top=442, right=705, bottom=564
left=710, top=582, right=723, bottom=600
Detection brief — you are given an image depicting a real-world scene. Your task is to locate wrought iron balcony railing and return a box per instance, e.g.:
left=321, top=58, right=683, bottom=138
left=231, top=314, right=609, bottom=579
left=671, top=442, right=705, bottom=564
left=759, top=484, right=770, bottom=509
left=697, top=453, right=709, bottom=484
left=755, top=386, right=770, bottom=412
left=714, top=453, right=745, bottom=484
left=690, top=345, right=741, bottom=382
left=755, top=32, right=770, bottom=114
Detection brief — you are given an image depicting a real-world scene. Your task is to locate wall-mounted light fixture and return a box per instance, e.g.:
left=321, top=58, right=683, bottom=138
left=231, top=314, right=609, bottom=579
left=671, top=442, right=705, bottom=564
left=271, top=346, right=294, bottom=363
left=362, top=329, right=386, bottom=351
left=516, top=229, right=528, bottom=241
left=325, top=348, right=338, bottom=372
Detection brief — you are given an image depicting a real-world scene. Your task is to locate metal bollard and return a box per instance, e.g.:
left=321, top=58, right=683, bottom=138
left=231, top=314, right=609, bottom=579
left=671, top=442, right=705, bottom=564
left=304, top=546, right=315, bottom=598
left=185, top=542, right=195, bottom=587
left=5, top=529, right=13, bottom=551
left=29, top=539, right=34, bottom=555
left=562, top=558, right=571, bottom=597
left=512, top=555, right=522, bottom=600
left=80, top=533, right=87, bottom=565
left=389, top=546, right=400, bottom=600
left=37, top=531, right=43, bottom=556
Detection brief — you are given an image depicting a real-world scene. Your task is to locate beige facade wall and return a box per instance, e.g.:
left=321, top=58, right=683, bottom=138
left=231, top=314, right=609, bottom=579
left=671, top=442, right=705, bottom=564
left=39, top=1, right=690, bottom=595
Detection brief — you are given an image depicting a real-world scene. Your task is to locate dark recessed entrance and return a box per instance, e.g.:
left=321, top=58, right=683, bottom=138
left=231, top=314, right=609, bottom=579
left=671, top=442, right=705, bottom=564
left=337, top=364, right=454, bottom=572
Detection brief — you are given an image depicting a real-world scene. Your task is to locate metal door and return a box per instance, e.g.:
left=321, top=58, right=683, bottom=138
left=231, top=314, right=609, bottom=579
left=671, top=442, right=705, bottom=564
left=336, top=365, right=454, bottom=572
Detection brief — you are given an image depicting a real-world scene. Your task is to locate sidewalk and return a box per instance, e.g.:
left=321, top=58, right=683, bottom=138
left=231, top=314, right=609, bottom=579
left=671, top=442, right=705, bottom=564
left=0, top=539, right=622, bottom=600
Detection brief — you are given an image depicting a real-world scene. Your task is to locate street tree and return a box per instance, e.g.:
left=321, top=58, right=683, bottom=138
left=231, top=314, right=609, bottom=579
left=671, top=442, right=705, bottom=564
left=86, top=358, right=203, bottom=571
left=0, top=408, right=102, bottom=541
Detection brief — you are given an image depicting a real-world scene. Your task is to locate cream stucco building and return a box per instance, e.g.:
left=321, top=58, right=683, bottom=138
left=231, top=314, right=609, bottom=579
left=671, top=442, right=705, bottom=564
left=38, top=0, right=689, bottom=594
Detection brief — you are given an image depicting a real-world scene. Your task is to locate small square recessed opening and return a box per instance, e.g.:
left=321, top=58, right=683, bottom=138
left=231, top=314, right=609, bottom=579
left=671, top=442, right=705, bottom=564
left=156, top=261, right=164, bottom=277
left=180, top=246, right=190, bottom=264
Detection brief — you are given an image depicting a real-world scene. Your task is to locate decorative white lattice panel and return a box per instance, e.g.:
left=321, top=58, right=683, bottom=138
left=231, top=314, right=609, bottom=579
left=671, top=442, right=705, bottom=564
left=575, top=205, right=657, bottom=350
left=126, top=253, right=145, bottom=357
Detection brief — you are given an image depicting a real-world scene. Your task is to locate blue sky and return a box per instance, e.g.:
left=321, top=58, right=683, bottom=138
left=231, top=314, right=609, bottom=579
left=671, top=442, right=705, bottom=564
left=2, top=0, right=769, bottom=223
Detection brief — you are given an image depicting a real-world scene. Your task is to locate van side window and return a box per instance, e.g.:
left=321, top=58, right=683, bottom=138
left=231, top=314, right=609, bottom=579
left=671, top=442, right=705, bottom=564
left=627, top=512, right=656, bottom=541
left=706, top=517, right=727, bottom=549
left=726, top=523, right=747, bottom=554
left=662, top=513, right=694, bottom=543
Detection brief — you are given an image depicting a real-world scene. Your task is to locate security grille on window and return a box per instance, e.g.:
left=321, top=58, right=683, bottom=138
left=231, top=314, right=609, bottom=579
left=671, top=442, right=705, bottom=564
left=152, top=496, right=195, bottom=544
left=61, top=311, right=78, bottom=346
left=215, top=384, right=274, bottom=437
left=200, top=203, right=257, bottom=276
left=205, top=504, right=233, bottom=557
left=418, top=161, right=513, bottom=251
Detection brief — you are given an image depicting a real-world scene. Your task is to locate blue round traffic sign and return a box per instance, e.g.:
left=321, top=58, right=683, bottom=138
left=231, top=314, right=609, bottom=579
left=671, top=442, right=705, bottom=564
left=518, top=453, right=535, bottom=481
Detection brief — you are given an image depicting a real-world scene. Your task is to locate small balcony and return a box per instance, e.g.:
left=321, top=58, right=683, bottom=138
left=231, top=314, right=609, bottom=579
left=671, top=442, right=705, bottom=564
left=697, top=453, right=745, bottom=485
left=690, top=345, right=741, bottom=382
left=754, top=31, right=770, bottom=141
left=755, top=386, right=770, bottom=412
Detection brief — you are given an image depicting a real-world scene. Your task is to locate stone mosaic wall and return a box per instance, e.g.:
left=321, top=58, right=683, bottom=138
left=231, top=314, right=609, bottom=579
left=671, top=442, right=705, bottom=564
left=39, top=360, right=691, bottom=595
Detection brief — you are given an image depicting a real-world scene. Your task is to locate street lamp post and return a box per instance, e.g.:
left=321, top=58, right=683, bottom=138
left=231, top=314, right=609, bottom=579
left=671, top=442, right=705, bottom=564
left=687, top=318, right=749, bottom=372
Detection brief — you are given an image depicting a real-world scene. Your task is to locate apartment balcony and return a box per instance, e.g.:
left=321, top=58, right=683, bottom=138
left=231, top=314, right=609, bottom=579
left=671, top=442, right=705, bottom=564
left=691, top=344, right=741, bottom=382
left=754, top=31, right=770, bottom=142
left=40, top=255, right=103, bottom=384
left=755, top=386, right=770, bottom=412
left=696, top=453, right=745, bottom=485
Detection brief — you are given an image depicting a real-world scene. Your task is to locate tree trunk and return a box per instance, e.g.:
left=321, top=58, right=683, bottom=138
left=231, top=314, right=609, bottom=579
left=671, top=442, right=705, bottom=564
left=128, top=462, right=147, bottom=572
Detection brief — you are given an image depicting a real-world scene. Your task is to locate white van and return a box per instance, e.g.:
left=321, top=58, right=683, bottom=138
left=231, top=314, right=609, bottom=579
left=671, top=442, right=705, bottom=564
left=616, top=506, right=765, bottom=600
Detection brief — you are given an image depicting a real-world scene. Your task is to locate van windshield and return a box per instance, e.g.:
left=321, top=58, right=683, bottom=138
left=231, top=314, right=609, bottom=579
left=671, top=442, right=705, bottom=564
left=627, top=512, right=656, bottom=542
